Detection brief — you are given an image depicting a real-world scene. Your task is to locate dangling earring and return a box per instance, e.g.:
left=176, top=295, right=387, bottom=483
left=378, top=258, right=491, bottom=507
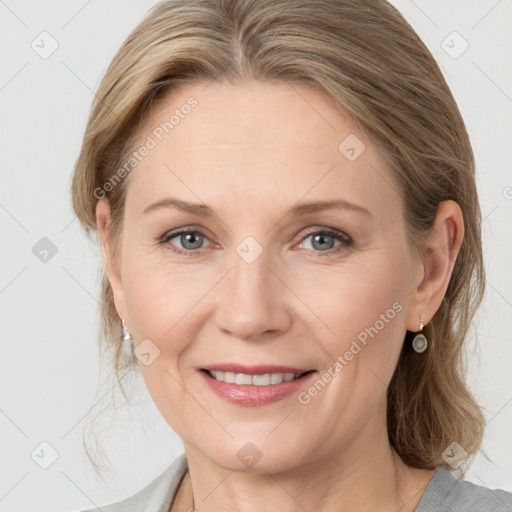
left=122, top=318, right=133, bottom=342
left=412, top=315, right=428, bottom=353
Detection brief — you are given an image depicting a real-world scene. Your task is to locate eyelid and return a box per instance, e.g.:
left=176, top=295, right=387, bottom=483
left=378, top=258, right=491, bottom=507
left=161, top=224, right=212, bottom=241
left=298, top=226, right=352, bottom=243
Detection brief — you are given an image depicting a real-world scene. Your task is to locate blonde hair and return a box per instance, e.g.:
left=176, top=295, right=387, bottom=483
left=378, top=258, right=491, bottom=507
left=71, top=0, right=486, bottom=471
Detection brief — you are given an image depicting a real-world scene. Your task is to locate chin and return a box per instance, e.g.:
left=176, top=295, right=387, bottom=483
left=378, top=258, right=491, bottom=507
left=190, top=433, right=313, bottom=475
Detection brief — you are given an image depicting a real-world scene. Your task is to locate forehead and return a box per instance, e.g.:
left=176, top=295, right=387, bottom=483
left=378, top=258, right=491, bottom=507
left=125, top=80, right=401, bottom=221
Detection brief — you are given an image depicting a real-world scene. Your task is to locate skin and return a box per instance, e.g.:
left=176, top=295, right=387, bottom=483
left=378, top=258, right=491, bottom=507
left=96, top=80, right=464, bottom=511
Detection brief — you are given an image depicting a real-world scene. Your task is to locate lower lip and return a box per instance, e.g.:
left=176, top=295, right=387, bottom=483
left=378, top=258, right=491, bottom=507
left=199, top=370, right=316, bottom=407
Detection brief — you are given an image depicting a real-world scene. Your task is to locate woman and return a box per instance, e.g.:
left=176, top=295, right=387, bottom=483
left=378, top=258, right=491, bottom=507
left=71, top=0, right=512, bottom=510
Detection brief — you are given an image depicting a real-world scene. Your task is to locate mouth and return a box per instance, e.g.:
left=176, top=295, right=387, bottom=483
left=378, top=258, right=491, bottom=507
left=198, top=365, right=317, bottom=406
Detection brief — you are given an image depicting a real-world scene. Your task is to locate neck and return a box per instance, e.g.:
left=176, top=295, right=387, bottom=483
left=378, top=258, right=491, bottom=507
left=178, top=406, right=434, bottom=512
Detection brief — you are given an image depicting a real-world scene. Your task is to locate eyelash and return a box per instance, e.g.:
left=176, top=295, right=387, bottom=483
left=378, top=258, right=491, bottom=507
left=159, top=226, right=354, bottom=258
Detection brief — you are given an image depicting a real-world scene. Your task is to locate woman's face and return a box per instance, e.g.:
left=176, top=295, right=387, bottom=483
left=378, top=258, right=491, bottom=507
left=99, top=80, right=425, bottom=472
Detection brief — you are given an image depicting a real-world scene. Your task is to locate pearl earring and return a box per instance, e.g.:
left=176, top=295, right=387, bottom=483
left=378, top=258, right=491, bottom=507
left=412, top=315, right=428, bottom=353
left=122, top=318, right=133, bottom=342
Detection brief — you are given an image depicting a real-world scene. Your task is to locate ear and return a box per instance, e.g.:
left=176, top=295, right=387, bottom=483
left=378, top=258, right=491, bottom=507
left=406, top=200, right=464, bottom=332
left=96, top=197, right=127, bottom=322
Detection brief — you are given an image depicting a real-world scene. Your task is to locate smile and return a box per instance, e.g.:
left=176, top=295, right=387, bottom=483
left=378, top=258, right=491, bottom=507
left=204, top=370, right=307, bottom=386
left=198, top=367, right=316, bottom=406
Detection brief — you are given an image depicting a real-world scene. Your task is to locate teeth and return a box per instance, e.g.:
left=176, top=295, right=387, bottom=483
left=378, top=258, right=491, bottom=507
left=235, top=373, right=253, bottom=385
left=208, top=370, right=301, bottom=385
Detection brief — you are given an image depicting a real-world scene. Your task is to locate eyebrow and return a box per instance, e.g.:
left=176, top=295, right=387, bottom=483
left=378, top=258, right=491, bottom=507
left=142, top=196, right=372, bottom=218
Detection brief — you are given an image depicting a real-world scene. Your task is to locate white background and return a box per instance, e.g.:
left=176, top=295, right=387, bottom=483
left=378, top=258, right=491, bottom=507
left=1, top=1, right=511, bottom=510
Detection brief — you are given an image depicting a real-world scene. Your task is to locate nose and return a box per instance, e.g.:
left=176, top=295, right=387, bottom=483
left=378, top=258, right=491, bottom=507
left=214, top=248, right=292, bottom=341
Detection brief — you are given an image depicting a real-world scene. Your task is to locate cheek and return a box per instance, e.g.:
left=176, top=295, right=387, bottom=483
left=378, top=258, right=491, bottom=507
left=120, top=256, right=207, bottom=424
left=297, top=252, right=409, bottom=379
left=121, top=246, right=215, bottom=343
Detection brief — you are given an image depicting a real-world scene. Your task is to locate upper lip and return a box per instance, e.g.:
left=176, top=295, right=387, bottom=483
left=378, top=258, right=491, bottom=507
left=200, top=364, right=314, bottom=375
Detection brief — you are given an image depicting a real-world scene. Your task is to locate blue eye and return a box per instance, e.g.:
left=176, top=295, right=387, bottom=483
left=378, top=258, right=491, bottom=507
left=161, top=230, right=210, bottom=255
left=160, top=227, right=353, bottom=257
left=297, top=228, right=353, bottom=257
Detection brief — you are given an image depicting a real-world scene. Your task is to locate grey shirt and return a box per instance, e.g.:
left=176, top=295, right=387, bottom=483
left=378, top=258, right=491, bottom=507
left=80, top=453, right=512, bottom=512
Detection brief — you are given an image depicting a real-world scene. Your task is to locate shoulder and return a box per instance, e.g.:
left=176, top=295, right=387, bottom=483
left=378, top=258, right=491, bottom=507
left=416, top=466, right=512, bottom=512
left=77, top=452, right=188, bottom=512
